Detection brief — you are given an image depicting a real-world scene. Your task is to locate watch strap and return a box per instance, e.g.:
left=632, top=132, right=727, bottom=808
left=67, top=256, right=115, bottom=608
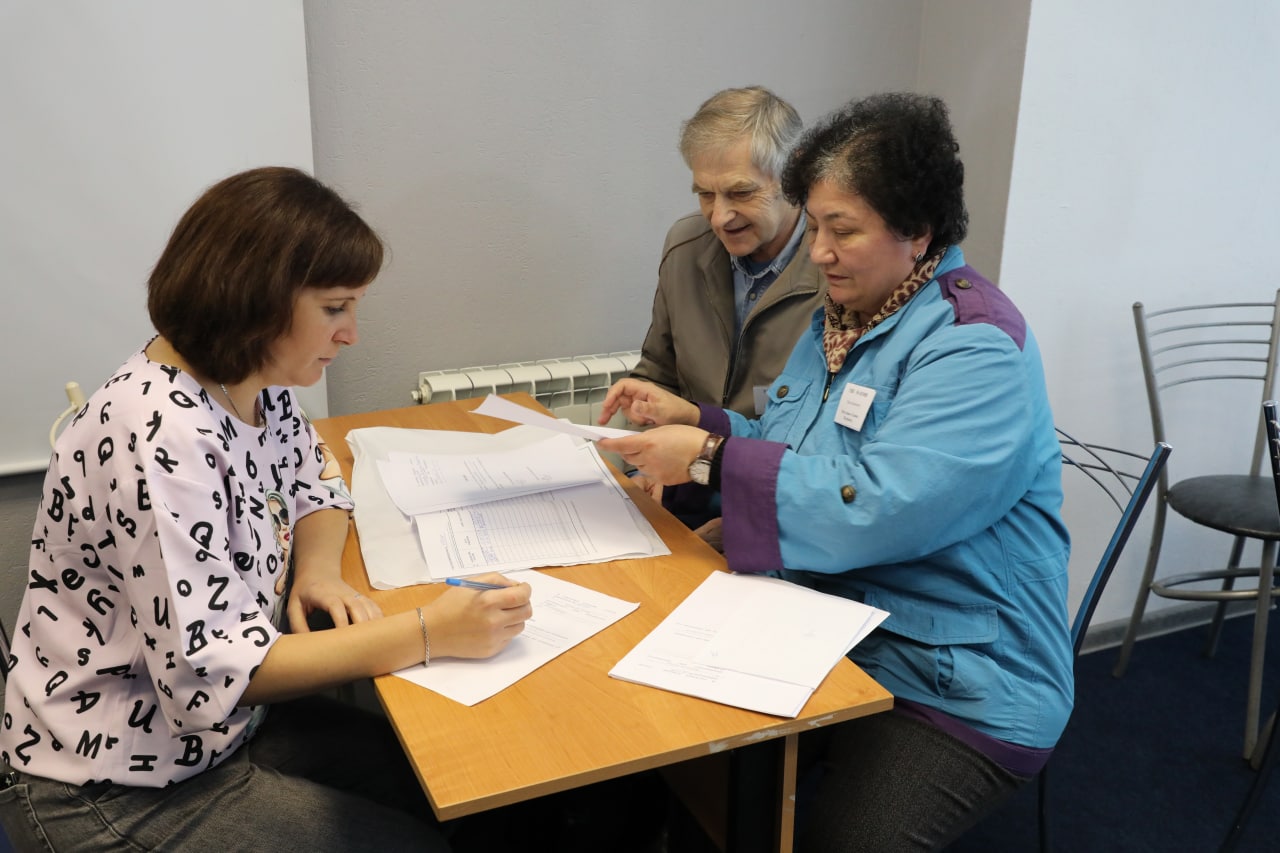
left=708, top=434, right=728, bottom=491
left=696, top=432, right=724, bottom=464
left=688, top=433, right=725, bottom=485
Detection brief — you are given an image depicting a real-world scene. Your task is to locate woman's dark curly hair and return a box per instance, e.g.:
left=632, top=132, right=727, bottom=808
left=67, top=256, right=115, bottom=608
left=781, top=92, right=967, bottom=257
left=148, top=166, right=384, bottom=384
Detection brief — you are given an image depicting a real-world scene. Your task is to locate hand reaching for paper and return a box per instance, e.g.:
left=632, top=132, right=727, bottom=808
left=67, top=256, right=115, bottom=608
left=597, top=378, right=700, bottom=428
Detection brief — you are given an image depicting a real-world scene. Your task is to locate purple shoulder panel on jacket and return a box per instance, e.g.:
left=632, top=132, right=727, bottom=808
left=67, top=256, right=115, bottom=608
left=936, top=266, right=1026, bottom=350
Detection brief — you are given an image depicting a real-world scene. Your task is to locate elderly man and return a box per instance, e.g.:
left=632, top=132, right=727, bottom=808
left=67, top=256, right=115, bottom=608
left=627, top=87, right=825, bottom=544
left=631, top=86, right=825, bottom=419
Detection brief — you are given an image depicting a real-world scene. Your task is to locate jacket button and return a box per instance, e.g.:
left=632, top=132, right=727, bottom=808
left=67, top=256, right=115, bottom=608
left=777, top=385, right=789, bottom=399
left=840, top=485, right=856, bottom=503
left=956, top=278, right=972, bottom=289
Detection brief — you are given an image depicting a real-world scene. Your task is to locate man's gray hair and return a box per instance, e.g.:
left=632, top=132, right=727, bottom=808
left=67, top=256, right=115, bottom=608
left=678, top=86, right=802, bottom=180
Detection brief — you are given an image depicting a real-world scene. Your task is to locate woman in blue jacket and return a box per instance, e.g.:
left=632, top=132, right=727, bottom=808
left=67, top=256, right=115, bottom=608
left=598, top=92, right=1073, bottom=852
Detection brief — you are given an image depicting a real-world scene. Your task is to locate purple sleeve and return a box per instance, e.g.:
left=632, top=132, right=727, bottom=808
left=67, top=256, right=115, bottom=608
left=660, top=403, right=789, bottom=574
left=697, top=403, right=732, bottom=436
left=719, top=436, right=787, bottom=573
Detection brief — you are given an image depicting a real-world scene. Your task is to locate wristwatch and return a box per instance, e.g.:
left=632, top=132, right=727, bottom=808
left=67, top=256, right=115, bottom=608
left=688, top=433, right=725, bottom=486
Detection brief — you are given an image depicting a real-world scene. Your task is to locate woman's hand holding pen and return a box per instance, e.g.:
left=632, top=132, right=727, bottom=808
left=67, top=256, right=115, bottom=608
left=597, top=378, right=700, bottom=428
left=424, top=572, right=533, bottom=659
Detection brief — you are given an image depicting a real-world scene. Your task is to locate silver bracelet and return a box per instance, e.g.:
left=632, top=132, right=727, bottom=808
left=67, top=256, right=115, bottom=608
left=416, top=606, right=430, bottom=668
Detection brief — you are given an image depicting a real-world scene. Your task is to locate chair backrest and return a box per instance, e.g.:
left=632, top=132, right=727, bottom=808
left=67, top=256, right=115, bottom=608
left=1133, top=292, right=1280, bottom=482
left=1058, top=429, right=1172, bottom=655
left=1266, top=400, right=1280, bottom=514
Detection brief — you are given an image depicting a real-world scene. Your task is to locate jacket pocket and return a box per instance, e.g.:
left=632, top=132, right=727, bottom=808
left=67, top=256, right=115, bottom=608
left=762, top=372, right=814, bottom=445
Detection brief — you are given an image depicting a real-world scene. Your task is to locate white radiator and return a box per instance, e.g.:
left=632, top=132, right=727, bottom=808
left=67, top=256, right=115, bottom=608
left=412, top=351, right=641, bottom=428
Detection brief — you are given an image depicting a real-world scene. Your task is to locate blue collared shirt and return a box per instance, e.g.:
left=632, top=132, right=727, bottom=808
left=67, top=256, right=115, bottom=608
left=729, top=210, right=807, bottom=336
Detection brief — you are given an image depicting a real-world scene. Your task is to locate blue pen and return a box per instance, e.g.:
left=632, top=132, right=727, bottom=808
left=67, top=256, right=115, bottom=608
left=444, top=577, right=506, bottom=591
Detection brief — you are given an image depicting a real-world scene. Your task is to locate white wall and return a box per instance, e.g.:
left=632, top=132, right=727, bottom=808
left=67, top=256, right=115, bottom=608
left=918, top=0, right=1032, bottom=283
left=0, top=2, right=321, bottom=475
left=1003, top=0, right=1280, bottom=626
left=305, top=0, right=925, bottom=416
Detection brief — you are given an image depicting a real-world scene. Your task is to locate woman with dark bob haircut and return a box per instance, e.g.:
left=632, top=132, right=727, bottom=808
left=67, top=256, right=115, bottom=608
left=0, top=166, right=533, bottom=851
left=598, top=93, right=1073, bottom=851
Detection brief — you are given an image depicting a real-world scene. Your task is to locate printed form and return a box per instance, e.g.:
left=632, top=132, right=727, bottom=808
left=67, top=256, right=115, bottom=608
left=347, top=424, right=668, bottom=588
left=376, top=432, right=602, bottom=515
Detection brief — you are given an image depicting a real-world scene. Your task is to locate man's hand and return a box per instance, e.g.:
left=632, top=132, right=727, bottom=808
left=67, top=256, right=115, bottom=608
left=694, top=517, right=723, bottom=552
left=597, top=379, right=700, bottom=428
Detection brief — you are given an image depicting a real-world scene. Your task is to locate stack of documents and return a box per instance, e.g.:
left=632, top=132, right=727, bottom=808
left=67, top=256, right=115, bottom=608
left=609, top=572, right=889, bottom=718
left=376, top=432, right=603, bottom=516
left=346, top=420, right=669, bottom=588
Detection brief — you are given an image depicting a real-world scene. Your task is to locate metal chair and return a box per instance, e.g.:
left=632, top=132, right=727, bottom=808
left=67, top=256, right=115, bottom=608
left=1038, top=430, right=1170, bottom=853
left=1219, top=400, right=1280, bottom=852
left=1113, top=293, right=1280, bottom=759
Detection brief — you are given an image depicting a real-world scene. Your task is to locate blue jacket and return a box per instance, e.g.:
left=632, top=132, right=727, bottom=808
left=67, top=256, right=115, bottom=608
left=700, top=247, right=1074, bottom=748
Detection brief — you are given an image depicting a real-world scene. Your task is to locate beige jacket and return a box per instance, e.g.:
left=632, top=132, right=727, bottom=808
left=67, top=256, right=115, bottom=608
left=631, top=212, right=826, bottom=416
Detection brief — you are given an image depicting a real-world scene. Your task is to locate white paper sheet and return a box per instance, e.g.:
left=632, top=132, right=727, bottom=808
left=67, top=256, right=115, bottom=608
left=346, top=425, right=669, bottom=589
left=376, top=432, right=602, bottom=515
left=414, top=480, right=656, bottom=578
left=694, top=574, right=888, bottom=686
left=393, top=569, right=639, bottom=706
left=609, top=572, right=888, bottom=718
left=474, top=393, right=635, bottom=440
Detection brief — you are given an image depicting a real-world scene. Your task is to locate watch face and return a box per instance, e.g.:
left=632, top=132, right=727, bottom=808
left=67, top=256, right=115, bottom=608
left=688, top=459, right=711, bottom=485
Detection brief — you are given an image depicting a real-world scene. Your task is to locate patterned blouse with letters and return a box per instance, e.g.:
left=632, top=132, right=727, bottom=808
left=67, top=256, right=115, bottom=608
left=0, top=347, right=353, bottom=786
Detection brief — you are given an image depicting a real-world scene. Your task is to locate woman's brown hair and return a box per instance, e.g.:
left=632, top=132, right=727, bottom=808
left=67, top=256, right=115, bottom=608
left=148, top=166, right=384, bottom=383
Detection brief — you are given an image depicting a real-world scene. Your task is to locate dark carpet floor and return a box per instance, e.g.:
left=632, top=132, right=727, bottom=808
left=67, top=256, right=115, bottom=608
left=947, top=614, right=1280, bottom=852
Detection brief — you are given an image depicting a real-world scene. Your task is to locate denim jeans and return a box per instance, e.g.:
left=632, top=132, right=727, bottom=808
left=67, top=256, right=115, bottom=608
left=0, top=695, right=450, bottom=852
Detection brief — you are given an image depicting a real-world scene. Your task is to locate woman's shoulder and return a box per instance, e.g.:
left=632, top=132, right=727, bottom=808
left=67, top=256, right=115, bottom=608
left=63, top=351, right=226, bottom=458
left=932, top=265, right=1028, bottom=350
left=260, top=385, right=317, bottom=445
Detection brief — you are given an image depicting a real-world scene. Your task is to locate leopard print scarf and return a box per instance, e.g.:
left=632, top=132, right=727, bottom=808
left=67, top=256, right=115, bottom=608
left=821, top=253, right=943, bottom=374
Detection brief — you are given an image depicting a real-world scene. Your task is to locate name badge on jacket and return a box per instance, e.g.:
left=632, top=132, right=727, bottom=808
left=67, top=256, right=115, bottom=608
left=835, top=383, right=876, bottom=431
left=753, top=385, right=770, bottom=416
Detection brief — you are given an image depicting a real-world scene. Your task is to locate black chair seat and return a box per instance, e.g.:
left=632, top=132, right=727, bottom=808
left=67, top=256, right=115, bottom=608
left=1168, top=475, right=1280, bottom=540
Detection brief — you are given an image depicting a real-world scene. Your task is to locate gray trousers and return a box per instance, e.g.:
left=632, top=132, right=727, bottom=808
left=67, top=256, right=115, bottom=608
left=796, top=711, right=1029, bottom=853
left=0, top=695, right=450, bottom=852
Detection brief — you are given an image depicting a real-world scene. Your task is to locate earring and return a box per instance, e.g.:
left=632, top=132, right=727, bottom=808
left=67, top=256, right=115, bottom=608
left=914, top=252, right=925, bottom=262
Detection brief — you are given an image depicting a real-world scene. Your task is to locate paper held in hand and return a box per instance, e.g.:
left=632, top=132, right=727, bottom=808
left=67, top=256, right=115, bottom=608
left=473, top=393, right=635, bottom=440
left=609, top=571, right=889, bottom=718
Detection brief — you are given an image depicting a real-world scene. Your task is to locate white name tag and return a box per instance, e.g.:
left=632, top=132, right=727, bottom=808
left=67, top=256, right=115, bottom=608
left=753, top=385, right=769, bottom=416
left=835, top=383, right=876, bottom=431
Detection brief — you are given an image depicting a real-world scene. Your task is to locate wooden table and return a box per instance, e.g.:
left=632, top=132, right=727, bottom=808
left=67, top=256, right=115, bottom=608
left=313, top=396, right=893, bottom=853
